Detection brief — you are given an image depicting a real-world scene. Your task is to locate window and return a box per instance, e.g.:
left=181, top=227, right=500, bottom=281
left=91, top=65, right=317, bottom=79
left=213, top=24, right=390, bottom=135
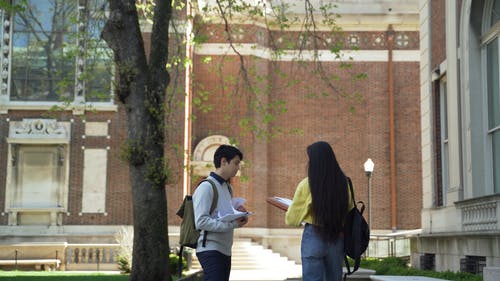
left=440, top=78, right=449, bottom=204
left=433, top=75, right=448, bottom=206
left=10, top=1, right=77, bottom=101
left=80, top=0, right=113, bottom=102
left=484, top=0, right=500, bottom=193
left=5, top=0, right=112, bottom=103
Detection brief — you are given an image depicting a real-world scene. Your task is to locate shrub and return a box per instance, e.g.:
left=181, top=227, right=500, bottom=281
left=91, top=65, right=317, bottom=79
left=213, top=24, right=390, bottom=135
left=360, top=257, right=482, bottom=281
left=169, top=253, right=187, bottom=275
left=116, top=254, right=131, bottom=274
left=115, top=227, right=186, bottom=276
left=115, top=227, right=133, bottom=274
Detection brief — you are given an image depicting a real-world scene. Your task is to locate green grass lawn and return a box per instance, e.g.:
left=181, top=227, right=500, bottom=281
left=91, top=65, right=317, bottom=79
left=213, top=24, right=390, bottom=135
left=0, top=271, right=192, bottom=281
left=0, top=271, right=129, bottom=281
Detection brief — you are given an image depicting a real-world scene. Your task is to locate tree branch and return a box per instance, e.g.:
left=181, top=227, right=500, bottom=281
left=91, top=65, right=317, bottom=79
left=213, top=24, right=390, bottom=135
left=148, top=0, right=171, bottom=73
left=102, top=0, right=147, bottom=103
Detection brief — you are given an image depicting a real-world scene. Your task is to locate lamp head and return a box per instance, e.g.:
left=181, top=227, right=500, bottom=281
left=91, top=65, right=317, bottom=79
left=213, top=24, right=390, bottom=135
left=364, top=158, right=374, bottom=176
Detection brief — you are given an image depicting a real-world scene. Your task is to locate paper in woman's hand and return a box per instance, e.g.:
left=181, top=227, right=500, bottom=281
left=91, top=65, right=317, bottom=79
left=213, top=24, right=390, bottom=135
left=266, top=196, right=292, bottom=211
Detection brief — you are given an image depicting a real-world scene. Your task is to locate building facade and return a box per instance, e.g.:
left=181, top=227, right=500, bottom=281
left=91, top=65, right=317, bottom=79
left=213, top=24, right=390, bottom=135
left=0, top=0, right=422, bottom=267
left=418, top=0, right=500, bottom=274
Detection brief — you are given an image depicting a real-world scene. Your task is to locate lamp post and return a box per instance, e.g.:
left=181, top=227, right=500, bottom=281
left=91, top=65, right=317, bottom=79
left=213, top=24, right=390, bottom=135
left=364, top=158, right=374, bottom=257
left=364, top=158, right=374, bottom=228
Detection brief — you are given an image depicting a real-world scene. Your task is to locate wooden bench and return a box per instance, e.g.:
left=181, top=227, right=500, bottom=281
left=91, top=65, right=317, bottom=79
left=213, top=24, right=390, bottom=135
left=0, top=259, right=61, bottom=271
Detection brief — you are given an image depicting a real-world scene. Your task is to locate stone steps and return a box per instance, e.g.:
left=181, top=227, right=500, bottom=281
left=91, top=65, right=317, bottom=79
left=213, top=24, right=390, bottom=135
left=189, top=238, right=376, bottom=281
left=190, top=238, right=302, bottom=280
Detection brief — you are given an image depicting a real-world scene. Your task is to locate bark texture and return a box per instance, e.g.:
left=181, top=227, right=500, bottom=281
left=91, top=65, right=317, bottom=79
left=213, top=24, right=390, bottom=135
left=102, top=1, right=172, bottom=281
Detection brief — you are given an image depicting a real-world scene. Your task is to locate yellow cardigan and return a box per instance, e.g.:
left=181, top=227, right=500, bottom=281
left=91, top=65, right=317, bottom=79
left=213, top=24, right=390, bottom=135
left=285, top=177, right=355, bottom=227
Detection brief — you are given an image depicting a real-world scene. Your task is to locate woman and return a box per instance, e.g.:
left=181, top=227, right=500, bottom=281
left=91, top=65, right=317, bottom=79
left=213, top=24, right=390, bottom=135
left=285, top=141, right=354, bottom=281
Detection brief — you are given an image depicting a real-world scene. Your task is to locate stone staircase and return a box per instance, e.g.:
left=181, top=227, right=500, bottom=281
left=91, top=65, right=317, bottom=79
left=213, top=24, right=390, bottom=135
left=189, top=238, right=375, bottom=281
left=190, top=238, right=302, bottom=281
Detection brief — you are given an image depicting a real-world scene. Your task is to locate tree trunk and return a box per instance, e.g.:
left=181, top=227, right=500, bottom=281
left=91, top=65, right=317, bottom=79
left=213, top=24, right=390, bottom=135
left=102, top=1, right=172, bottom=281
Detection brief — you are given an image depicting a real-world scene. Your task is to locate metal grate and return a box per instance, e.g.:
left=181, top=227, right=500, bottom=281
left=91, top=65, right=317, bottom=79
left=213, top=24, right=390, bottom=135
left=460, top=255, right=486, bottom=274
left=420, top=253, right=435, bottom=270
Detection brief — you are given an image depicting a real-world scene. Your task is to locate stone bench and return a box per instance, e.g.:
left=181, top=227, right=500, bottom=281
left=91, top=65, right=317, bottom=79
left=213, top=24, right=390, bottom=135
left=0, top=259, right=61, bottom=271
left=371, top=276, right=450, bottom=281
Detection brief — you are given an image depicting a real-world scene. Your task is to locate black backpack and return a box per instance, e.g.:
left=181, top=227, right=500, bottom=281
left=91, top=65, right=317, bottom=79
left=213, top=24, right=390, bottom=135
left=343, top=177, right=370, bottom=281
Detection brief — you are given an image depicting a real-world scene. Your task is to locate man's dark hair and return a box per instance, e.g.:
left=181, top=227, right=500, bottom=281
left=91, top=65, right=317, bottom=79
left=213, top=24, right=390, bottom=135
left=213, top=145, right=243, bottom=168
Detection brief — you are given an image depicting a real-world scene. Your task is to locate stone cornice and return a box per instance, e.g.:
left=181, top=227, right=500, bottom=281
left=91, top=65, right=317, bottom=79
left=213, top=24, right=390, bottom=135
left=194, top=44, right=420, bottom=61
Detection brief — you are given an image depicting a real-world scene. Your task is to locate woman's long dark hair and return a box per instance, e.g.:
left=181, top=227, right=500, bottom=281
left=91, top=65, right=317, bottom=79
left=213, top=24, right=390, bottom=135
left=307, top=141, right=348, bottom=242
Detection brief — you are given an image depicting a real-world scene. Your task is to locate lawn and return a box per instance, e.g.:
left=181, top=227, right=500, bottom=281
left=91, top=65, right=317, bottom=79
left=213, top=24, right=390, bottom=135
left=0, top=271, right=194, bottom=281
left=0, top=271, right=129, bottom=281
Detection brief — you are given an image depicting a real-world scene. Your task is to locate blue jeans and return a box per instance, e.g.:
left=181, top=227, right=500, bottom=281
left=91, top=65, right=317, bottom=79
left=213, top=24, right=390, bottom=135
left=301, top=224, right=344, bottom=281
left=196, top=250, right=231, bottom=281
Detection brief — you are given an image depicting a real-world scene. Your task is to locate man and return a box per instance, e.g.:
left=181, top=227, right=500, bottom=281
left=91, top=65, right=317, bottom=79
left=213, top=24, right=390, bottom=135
left=192, top=144, right=248, bottom=281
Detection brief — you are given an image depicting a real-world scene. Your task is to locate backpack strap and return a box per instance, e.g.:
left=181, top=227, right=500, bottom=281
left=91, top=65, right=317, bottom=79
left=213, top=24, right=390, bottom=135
left=200, top=179, right=218, bottom=247
left=344, top=176, right=355, bottom=281
left=227, top=183, right=233, bottom=197
left=343, top=255, right=352, bottom=281
left=346, top=177, right=356, bottom=203
left=203, top=179, right=219, bottom=214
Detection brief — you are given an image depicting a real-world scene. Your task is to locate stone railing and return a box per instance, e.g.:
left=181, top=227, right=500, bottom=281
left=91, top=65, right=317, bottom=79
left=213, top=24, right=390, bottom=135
left=456, top=194, right=500, bottom=232
left=65, top=243, right=120, bottom=271
left=368, top=230, right=421, bottom=258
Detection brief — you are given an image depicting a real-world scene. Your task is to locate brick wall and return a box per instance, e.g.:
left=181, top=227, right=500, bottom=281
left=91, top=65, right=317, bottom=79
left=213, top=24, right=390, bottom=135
left=431, top=0, right=446, bottom=68
left=0, top=19, right=422, bottom=232
left=192, top=34, right=422, bottom=230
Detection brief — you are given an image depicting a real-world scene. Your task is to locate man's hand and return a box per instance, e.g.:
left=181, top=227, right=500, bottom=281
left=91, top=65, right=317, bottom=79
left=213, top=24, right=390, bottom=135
left=235, top=216, right=248, bottom=227
left=235, top=205, right=249, bottom=227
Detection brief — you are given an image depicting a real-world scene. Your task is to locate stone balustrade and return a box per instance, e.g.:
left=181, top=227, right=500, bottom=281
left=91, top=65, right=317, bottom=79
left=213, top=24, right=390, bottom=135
left=456, top=194, right=500, bottom=232
left=65, top=243, right=120, bottom=271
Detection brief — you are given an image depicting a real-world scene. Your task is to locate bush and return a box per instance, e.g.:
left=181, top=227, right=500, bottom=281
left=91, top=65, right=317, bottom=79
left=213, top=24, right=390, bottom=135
left=115, top=227, right=133, bottom=274
left=169, top=253, right=187, bottom=275
left=360, top=257, right=482, bottom=281
left=116, top=254, right=131, bottom=274
left=114, top=227, right=187, bottom=276
left=116, top=253, right=187, bottom=276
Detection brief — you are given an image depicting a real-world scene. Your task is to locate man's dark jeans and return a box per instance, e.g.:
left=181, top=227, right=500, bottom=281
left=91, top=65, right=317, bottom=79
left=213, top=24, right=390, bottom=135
left=196, top=250, right=231, bottom=281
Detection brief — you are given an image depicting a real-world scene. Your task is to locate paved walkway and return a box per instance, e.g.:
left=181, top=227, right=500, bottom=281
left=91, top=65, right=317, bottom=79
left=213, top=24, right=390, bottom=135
left=189, top=239, right=453, bottom=281
left=371, top=276, right=450, bottom=281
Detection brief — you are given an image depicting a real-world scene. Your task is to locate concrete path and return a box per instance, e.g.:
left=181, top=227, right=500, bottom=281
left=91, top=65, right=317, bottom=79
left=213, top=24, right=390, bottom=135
left=371, top=276, right=451, bottom=281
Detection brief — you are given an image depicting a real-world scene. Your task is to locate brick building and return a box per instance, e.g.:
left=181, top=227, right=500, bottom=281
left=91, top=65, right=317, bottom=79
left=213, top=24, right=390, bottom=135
left=0, top=0, right=421, bottom=267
